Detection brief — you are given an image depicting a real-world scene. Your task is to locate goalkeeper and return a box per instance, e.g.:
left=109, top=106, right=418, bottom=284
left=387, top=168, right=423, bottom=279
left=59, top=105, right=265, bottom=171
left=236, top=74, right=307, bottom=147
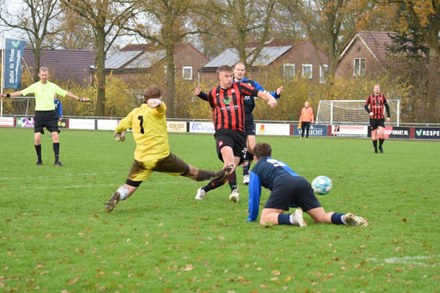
left=105, top=86, right=233, bottom=212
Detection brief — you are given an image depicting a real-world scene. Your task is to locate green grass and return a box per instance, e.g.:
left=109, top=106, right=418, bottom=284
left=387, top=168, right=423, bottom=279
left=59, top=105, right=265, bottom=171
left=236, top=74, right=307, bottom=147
left=1, top=128, right=439, bottom=292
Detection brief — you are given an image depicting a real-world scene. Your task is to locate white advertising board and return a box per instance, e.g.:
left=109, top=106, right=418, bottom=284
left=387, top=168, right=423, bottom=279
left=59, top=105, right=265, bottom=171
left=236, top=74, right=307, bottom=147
left=189, top=121, right=215, bottom=134
left=97, top=119, right=118, bottom=130
left=332, top=125, right=368, bottom=137
left=69, top=119, right=95, bottom=130
left=167, top=121, right=187, bottom=133
left=0, top=117, right=15, bottom=127
left=256, top=123, right=291, bottom=136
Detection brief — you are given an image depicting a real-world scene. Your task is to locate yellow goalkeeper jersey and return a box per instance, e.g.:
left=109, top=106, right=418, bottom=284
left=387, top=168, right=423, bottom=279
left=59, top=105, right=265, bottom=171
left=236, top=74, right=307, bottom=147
left=115, top=102, right=169, bottom=162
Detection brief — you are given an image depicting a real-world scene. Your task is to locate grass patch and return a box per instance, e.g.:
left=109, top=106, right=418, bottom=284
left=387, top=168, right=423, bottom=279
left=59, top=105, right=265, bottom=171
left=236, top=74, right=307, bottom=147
left=0, top=128, right=439, bottom=292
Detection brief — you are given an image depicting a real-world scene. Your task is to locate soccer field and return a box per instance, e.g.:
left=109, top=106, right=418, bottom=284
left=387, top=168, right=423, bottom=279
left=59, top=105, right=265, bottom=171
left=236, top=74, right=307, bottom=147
left=0, top=128, right=439, bottom=292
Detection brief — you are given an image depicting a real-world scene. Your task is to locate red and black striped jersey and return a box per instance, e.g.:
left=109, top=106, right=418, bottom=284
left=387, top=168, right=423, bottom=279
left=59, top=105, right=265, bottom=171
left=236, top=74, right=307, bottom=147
left=365, top=93, right=388, bottom=119
left=208, top=82, right=259, bottom=132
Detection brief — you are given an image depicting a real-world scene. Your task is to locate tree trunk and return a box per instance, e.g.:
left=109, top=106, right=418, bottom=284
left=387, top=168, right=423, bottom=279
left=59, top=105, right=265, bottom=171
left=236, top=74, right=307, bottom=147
left=94, top=26, right=106, bottom=116
left=426, top=43, right=440, bottom=122
left=32, top=38, right=42, bottom=82
left=165, top=45, right=176, bottom=117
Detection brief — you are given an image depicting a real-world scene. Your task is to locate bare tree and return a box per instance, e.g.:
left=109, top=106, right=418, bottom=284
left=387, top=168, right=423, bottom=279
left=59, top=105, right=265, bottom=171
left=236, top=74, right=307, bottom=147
left=378, top=0, right=439, bottom=122
left=45, top=7, right=95, bottom=50
left=61, top=0, right=139, bottom=116
left=208, top=0, right=279, bottom=69
left=127, top=0, right=203, bottom=117
left=0, top=0, right=63, bottom=81
left=280, top=0, right=375, bottom=80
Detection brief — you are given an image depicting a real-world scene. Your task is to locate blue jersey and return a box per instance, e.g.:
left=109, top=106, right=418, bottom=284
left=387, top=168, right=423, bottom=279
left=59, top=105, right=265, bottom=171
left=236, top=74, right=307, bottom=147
left=238, top=78, right=279, bottom=117
left=247, top=157, right=299, bottom=222
left=54, top=98, right=63, bottom=118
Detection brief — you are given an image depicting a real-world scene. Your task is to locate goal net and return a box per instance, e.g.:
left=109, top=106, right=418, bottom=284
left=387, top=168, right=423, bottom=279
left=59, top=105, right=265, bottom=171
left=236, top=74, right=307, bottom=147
left=0, top=97, right=35, bottom=117
left=315, top=99, right=400, bottom=125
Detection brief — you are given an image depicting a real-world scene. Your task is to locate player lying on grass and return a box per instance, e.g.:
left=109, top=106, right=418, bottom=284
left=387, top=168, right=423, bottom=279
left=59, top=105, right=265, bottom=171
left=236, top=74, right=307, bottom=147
left=247, top=142, right=368, bottom=227
left=105, top=86, right=233, bottom=212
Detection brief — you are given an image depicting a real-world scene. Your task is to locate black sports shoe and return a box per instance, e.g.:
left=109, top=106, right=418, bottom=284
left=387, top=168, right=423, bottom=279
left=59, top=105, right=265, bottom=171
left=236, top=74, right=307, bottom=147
left=54, top=161, right=64, bottom=166
left=374, top=149, right=378, bottom=153
left=379, top=146, right=384, bottom=153
left=36, top=160, right=43, bottom=165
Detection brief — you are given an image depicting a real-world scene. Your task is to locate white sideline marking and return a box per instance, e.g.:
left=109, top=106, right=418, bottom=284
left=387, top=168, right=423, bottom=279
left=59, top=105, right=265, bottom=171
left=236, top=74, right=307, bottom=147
left=369, top=255, right=439, bottom=267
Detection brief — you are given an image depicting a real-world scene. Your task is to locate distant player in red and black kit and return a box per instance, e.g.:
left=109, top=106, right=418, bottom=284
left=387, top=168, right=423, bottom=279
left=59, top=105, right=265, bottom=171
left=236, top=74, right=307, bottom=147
left=195, top=65, right=278, bottom=202
left=364, top=84, right=390, bottom=153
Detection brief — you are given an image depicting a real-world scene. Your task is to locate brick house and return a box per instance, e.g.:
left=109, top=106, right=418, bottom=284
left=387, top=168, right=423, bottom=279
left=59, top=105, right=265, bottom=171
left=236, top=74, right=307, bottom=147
left=199, top=40, right=329, bottom=84
left=22, top=48, right=96, bottom=85
left=104, top=43, right=208, bottom=83
left=335, top=31, right=397, bottom=79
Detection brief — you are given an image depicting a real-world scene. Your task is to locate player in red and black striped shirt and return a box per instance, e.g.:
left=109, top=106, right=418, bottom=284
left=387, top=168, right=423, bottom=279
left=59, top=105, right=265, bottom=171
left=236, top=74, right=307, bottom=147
left=364, top=84, right=390, bottom=153
left=195, top=65, right=278, bottom=202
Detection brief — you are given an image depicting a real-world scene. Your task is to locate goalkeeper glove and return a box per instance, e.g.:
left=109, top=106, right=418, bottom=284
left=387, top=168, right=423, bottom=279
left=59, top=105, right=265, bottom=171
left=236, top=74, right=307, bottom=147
left=114, top=131, right=125, bottom=142
left=147, top=98, right=162, bottom=108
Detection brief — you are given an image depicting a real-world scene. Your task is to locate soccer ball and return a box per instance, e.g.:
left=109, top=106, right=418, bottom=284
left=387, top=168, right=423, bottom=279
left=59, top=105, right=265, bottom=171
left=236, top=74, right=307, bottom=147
left=311, top=176, right=332, bottom=195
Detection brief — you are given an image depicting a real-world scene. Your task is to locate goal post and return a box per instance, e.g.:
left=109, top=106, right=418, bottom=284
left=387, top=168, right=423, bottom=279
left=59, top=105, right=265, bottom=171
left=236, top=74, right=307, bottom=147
left=315, top=99, right=400, bottom=126
left=0, top=96, right=35, bottom=117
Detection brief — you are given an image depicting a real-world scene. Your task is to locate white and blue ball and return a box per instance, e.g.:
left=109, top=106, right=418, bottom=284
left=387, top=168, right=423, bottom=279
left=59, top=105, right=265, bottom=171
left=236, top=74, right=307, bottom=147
left=311, top=176, right=332, bottom=195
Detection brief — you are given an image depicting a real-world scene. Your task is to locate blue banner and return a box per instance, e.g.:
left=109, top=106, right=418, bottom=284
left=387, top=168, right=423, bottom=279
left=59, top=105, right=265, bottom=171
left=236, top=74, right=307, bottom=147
left=3, top=38, right=27, bottom=89
left=294, top=124, right=328, bottom=137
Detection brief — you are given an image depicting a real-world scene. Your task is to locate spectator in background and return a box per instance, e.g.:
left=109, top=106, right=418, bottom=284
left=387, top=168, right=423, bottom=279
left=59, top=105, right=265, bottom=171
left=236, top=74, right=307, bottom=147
left=299, top=101, right=314, bottom=139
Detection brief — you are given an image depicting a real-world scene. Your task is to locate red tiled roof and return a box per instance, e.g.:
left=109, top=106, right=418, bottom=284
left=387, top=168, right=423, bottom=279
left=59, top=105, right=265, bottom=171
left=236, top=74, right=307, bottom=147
left=356, top=31, right=396, bottom=62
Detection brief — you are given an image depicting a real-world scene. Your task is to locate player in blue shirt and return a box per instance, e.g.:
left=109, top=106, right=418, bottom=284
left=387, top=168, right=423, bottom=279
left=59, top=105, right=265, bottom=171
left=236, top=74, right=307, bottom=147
left=248, top=142, right=368, bottom=227
left=54, top=96, right=63, bottom=122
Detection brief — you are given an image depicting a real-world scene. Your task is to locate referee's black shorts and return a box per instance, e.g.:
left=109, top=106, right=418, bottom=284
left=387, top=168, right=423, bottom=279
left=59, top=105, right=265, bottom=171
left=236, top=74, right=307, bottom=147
left=34, top=110, right=59, bottom=134
left=264, top=175, right=321, bottom=212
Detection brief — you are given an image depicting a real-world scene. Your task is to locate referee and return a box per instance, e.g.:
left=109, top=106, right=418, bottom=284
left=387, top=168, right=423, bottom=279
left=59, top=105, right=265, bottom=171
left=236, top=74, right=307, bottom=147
left=0, top=67, right=89, bottom=166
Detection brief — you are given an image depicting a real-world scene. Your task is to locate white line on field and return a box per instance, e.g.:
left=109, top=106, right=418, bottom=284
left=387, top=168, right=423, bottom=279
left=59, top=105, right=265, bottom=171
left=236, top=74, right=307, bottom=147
left=368, top=255, right=439, bottom=266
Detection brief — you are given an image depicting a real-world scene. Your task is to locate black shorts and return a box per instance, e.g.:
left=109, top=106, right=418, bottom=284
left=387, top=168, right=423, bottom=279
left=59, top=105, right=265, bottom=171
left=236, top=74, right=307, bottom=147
left=245, top=119, right=256, bottom=136
left=264, top=175, right=321, bottom=212
left=370, top=118, right=385, bottom=131
left=126, top=153, right=189, bottom=187
left=214, top=129, right=247, bottom=164
left=34, top=110, right=59, bottom=134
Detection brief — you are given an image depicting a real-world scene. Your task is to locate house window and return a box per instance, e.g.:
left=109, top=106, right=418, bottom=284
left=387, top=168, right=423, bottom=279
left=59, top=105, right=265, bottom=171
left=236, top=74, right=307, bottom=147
left=302, top=64, right=312, bottom=79
left=182, top=66, right=193, bottom=80
left=354, top=58, right=366, bottom=76
left=319, top=64, right=328, bottom=83
left=283, top=63, right=295, bottom=79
